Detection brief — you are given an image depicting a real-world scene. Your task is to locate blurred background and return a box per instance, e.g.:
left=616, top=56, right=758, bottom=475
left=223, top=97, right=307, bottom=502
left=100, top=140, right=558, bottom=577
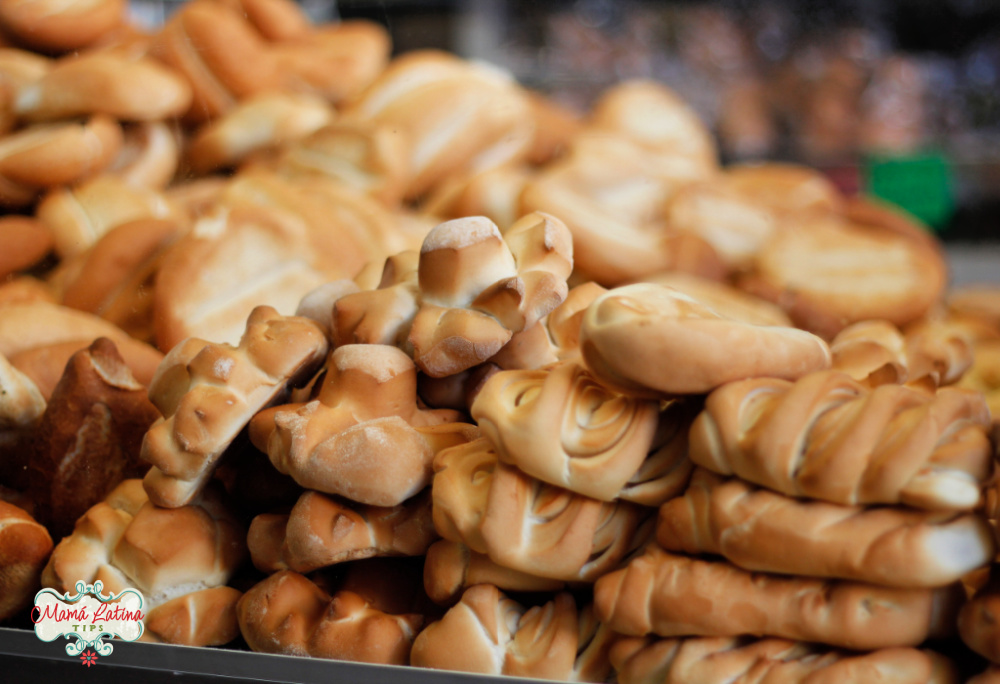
left=134, top=0, right=1000, bottom=244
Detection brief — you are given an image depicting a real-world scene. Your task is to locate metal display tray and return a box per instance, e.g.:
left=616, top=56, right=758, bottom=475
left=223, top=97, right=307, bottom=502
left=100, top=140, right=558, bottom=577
left=0, top=626, right=547, bottom=684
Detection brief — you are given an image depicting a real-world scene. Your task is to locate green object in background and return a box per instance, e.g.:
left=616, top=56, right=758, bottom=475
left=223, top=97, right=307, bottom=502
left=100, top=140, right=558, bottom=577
left=863, top=152, right=954, bottom=232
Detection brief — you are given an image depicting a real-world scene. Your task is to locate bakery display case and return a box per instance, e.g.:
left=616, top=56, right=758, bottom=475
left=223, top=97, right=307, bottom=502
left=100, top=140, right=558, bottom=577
left=1, top=0, right=1000, bottom=683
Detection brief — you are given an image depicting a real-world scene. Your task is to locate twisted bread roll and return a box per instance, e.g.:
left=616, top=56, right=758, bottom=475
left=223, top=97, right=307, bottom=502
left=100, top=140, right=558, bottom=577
left=27, top=338, right=160, bottom=537
left=411, top=585, right=615, bottom=682
left=579, top=283, right=831, bottom=398
left=248, top=489, right=437, bottom=573
left=422, top=539, right=564, bottom=605
left=658, top=469, right=994, bottom=587
left=471, top=360, right=660, bottom=501
left=107, top=121, right=179, bottom=189
left=237, top=570, right=423, bottom=665
left=250, top=344, right=473, bottom=506
left=331, top=250, right=420, bottom=347
left=43, top=479, right=245, bottom=646
left=431, top=437, right=648, bottom=581
left=618, top=399, right=696, bottom=506
left=141, top=306, right=327, bottom=508
left=0, top=500, right=52, bottom=621
left=610, top=636, right=957, bottom=684
left=344, top=50, right=533, bottom=199
left=831, top=319, right=974, bottom=388
left=14, top=52, right=191, bottom=122
left=594, top=545, right=962, bottom=649
left=489, top=281, right=606, bottom=371
left=689, top=370, right=993, bottom=510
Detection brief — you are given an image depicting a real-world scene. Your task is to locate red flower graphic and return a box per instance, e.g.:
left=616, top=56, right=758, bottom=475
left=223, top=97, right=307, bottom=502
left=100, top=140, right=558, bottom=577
left=80, top=650, right=98, bottom=667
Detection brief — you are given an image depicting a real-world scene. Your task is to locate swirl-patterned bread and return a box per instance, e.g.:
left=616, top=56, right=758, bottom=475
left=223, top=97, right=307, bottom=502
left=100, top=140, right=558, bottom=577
left=471, top=360, right=660, bottom=501
left=688, top=370, right=993, bottom=510
left=594, top=545, right=962, bottom=650
left=411, top=584, right=615, bottom=682
left=248, top=489, right=437, bottom=573
left=250, top=344, right=474, bottom=506
left=579, top=283, right=831, bottom=398
left=141, top=306, right=328, bottom=508
left=610, top=636, right=957, bottom=684
left=42, top=480, right=245, bottom=646
left=237, top=569, right=423, bottom=665
left=431, top=437, right=647, bottom=581
left=658, top=469, right=994, bottom=587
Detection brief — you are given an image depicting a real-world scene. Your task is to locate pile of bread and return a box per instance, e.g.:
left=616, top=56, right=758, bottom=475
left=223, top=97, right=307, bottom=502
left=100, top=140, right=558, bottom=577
left=2, top=0, right=1000, bottom=681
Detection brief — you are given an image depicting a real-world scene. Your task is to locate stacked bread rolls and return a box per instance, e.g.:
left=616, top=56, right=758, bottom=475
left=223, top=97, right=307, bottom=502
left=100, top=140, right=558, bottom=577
left=0, top=0, right=997, bottom=681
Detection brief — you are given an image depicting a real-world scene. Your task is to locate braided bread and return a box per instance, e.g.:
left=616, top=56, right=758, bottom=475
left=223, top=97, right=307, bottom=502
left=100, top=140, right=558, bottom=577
left=689, top=370, right=993, bottom=510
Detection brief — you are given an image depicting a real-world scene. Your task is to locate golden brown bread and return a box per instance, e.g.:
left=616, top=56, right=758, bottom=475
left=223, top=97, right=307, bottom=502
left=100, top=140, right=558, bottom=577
left=211, top=0, right=311, bottom=41
left=187, top=92, right=334, bottom=174
left=471, top=360, right=661, bottom=501
left=248, top=489, right=437, bottom=573
left=237, top=570, right=423, bottom=664
left=579, top=283, right=831, bottom=398
left=0, top=300, right=152, bottom=359
left=422, top=539, right=564, bottom=605
left=0, top=216, right=52, bottom=279
left=42, top=479, right=245, bottom=645
left=14, top=52, right=191, bottom=122
left=658, top=468, right=994, bottom=587
left=739, top=215, right=947, bottom=339
left=641, top=272, right=792, bottom=328
left=107, top=121, right=179, bottom=189
left=26, top=338, right=160, bottom=538
left=688, top=370, right=993, bottom=510
left=421, top=164, right=533, bottom=230
left=250, top=344, right=473, bottom=506
left=959, top=565, right=1000, bottom=664
left=0, top=499, right=52, bottom=621
left=0, top=0, right=125, bottom=52
left=411, top=584, right=615, bottom=681
left=609, top=636, right=958, bottom=684
left=141, top=306, right=328, bottom=508
left=594, top=545, right=962, bottom=649
left=272, top=21, right=391, bottom=104
left=431, top=436, right=648, bottom=581
left=344, top=49, right=534, bottom=200
left=151, top=1, right=280, bottom=122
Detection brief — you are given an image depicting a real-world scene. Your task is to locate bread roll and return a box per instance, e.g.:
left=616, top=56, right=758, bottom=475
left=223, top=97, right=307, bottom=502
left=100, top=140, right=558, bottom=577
left=188, top=92, right=334, bottom=173
left=251, top=344, right=473, bottom=506
left=658, top=469, right=994, bottom=587
left=237, top=570, right=423, bottom=665
left=43, top=479, right=245, bottom=646
left=472, top=360, right=660, bottom=500
left=959, top=565, right=1000, bottom=663
left=688, top=370, right=993, bottom=510
left=141, top=306, right=327, bottom=508
left=248, top=489, right=436, bottom=573
left=14, top=52, right=191, bottom=121
left=344, top=50, right=534, bottom=199
left=579, top=283, right=831, bottom=398
left=641, top=272, right=792, bottom=328
left=0, top=301, right=146, bottom=358
left=27, top=338, right=160, bottom=537
left=594, top=545, right=961, bottom=649
left=0, top=0, right=125, bottom=52
left=432, top=437, right=648, bottom=581
left=411, top=585, right=614, bottom=682
left=107, top=121, right=179, bottom=189
left=0, top=216, right=51, bottom=280
left=610, top=636, right=957, bottom=684
left=0, top=500, right=52, bottom=621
